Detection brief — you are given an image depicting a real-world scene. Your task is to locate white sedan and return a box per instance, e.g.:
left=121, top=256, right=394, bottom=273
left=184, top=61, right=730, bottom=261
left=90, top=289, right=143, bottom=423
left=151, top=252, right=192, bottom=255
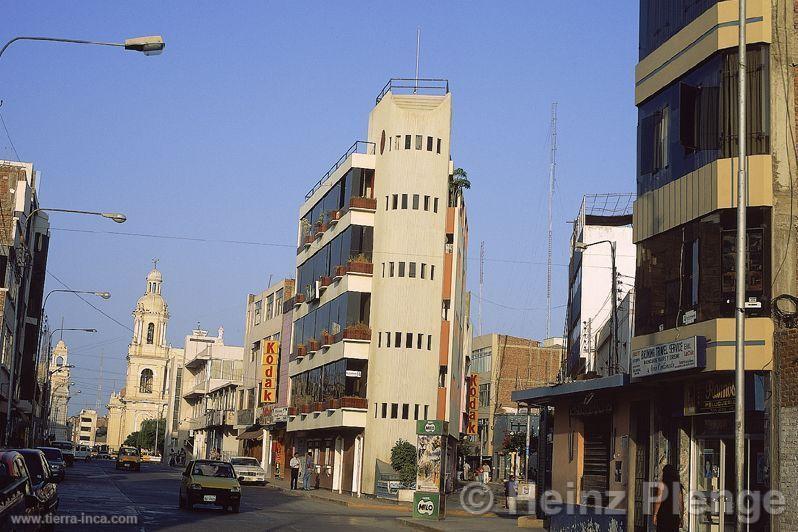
left=230, top=456, right=266, bottom=485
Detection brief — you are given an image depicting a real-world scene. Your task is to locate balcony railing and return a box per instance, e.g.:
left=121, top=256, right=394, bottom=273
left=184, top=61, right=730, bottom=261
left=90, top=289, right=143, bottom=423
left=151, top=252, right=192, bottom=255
left=305, top=141, right=375, bottom=200
left=375, top=78, right=450, bottom=104
left=292, top=396, right=368, bottom=415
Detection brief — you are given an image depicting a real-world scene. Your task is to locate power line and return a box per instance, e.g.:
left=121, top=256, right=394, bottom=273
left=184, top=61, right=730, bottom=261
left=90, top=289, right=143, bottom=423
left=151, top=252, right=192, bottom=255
left=0, top=108, right=21, bottom=161
left=45, top=270, right=133, bottom=333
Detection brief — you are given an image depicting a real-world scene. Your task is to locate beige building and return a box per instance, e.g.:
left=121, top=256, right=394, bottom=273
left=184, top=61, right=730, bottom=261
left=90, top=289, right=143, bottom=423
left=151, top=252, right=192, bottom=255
left=288, top=79, right=470, bottom=496
left=47, top=340, right=71, bottom=442
left=107, top=265, right=183, bottom=451
left=74, top=409, right=97, bottom=447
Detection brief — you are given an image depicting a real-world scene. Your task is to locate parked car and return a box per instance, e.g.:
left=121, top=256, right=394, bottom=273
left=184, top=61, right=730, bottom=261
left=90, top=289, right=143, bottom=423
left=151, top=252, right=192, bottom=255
left=50, top=441, right=74, bottom=467
left=0, top=450, right=49, bottom=531
left=179, top=460, right=241, bottom=513
left=230, top=456, right=266, bottom=485
left=74, top=445, right=91, bottom=461
left=15, top=450, right=58, bottom=521
left=36, top=448, right=65, bottom=482
left=94, top=445, right=111, bottom=460
left=115, top=447, right=141, bottom=471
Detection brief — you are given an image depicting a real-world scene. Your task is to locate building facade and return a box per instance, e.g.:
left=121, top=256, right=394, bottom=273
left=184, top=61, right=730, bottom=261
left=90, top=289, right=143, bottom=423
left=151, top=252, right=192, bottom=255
left=74, top=408, right=97, bottom=447
left=47, top=340, right=71, bottom=442
left=514, top=3, right=798, bottom=531
left=236, top=278, right=294, bottom=476
left=287, top=79, right=470, bottom=496
left=0, top=161, right=50, bottom=446
left=469, top=334, right=562, bottom=480
left=107, top=265, right=183, bottom=451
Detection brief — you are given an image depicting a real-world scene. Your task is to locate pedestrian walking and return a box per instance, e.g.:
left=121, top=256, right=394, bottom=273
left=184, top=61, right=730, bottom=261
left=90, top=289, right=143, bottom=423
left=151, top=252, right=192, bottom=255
left=289, top=454, right=301, bottom=490
left=482, top=464, right=490, bottom=484
left=303, top=451, right=313, bottom=490
left=652, top=465, right=684, bottom=531
left=505, top=475, right=518, bottom=515
left=463, top=461, right=471, bottom=482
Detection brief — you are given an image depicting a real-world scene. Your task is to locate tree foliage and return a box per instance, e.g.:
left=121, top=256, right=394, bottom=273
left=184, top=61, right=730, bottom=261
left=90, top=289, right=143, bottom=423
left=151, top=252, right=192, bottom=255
left=502, top=431, right=535, bottom=454
left=449, top=167, right=471, bottom=203
left=390, top=439, right=417, bottom=486
left=123, top=418, right=166, bottom=451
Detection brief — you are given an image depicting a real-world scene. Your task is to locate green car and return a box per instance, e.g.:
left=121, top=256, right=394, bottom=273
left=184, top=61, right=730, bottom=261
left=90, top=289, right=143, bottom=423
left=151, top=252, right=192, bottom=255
left=179, top=460, right=241, bottom=513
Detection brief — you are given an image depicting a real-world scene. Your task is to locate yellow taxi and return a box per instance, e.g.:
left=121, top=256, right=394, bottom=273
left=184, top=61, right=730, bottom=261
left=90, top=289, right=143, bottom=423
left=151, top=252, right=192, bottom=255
left=179, top=460, right=241, bottom=513
left=115, top=446, right=142, bottom=471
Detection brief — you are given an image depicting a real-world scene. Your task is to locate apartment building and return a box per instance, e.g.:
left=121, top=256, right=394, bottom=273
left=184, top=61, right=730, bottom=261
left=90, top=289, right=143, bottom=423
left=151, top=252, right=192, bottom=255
left=0, top=161, right=50, bottom=446
left=288, top=79, right=470, bottom=496
left=469, top=334, right=562, bottom=480
left=74, top=408, right=97, bottom=447
left=236, top=278, right=294, bottom=475
left=514, top=2, right=798, bottom=530
left=180, top=329, right=243, bottom=461
left=565, top=194, right=635, bottom=377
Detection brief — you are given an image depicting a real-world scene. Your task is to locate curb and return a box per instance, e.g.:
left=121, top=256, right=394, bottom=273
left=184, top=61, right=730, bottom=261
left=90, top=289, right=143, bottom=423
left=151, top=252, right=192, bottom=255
left=264, top=483, right=410, bottom=512
left=396, top=517, right=445, bottom=531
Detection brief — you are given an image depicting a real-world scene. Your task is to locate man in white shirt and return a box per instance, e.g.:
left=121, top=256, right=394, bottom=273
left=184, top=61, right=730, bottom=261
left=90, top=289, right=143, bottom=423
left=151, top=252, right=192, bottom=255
left=289, top=453, right=301, bottom=490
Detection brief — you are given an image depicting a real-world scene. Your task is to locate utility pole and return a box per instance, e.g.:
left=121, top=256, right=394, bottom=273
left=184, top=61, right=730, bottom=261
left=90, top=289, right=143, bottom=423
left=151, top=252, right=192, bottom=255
left=734, top=1, right=747, bottom=529
left=610, top=242, right=619, bottom=375
left=479, top=241, right=484, bottom=336
left=546, top=103, right=558, bottom=339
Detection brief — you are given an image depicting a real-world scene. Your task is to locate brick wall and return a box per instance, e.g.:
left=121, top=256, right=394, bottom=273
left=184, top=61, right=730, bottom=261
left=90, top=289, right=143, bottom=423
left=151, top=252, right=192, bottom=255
left=494, top=335, right=561, bottom=408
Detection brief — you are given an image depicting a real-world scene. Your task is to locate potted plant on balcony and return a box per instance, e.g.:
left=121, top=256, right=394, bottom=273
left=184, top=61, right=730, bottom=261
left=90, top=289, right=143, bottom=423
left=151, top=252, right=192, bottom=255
left=330, top=398, right=341, bottom=410
left=297, top=344, right=307, bottom=357
left=334, top=264, right=347, bottom=278
left=343, top=322, right=371, bottom=341
left=300, top=404, right=311, bottom=414
left=321, top=329, right=334, bottom=347
left=347, top=253, right=373, bottom=275
left=295, top=293, right=306, bottom=305
left=319, top=275, right=332, bottom=289
left=308, top=338, right=321, bottom=352
left=328, top=209, right=340, bottom=225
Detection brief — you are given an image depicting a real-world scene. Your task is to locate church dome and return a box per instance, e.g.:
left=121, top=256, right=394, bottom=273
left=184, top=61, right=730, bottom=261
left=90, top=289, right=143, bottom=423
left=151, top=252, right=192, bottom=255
left=146, top=268, right=163, bottom=283
left=135, top=262, right=167, bottom=315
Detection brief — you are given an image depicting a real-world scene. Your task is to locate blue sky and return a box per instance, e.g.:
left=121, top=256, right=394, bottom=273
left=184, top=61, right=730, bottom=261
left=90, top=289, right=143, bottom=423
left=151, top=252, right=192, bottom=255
left=1, top=2, right=638, bottom=415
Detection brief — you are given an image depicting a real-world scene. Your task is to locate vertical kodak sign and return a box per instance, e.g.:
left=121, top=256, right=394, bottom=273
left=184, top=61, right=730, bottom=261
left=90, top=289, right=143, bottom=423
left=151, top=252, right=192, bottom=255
left=466, top=374, right=478, bottom=435
left=260, top=340, right=280, bottom=403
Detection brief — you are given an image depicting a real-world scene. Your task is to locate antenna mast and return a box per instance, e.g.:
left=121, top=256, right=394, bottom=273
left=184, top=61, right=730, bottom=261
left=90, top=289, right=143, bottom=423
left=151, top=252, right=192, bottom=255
left=546, top=103, right=558, bottom=339
left=479, top=241, right=484, bottom=336
left=414, top=27, right=421, bottom=94
left=96, top=351, right=103, bottom=412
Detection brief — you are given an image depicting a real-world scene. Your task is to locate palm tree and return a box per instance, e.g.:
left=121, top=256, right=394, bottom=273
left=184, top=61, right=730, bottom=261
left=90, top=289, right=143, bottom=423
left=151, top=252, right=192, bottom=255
left=449, top=167, right=471, bottom=205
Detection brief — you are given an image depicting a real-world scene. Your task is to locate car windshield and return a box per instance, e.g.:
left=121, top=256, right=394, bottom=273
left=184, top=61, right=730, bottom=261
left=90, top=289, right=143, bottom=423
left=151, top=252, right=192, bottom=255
left=230, top=458, right=260, bottom=467
left=22, top=454, right=46, bottom=483
left=193, top=462, right=234, bottom=478
left=120, top=448, right=139, bottom=457
left=39, top=448, right=63, bottom=461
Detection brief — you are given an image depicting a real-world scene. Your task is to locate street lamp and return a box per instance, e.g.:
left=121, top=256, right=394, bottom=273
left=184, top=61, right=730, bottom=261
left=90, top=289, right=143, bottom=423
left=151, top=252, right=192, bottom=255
left=574, top=240, right=619, bottom=375
left=0, top=35, right=165, bottom=60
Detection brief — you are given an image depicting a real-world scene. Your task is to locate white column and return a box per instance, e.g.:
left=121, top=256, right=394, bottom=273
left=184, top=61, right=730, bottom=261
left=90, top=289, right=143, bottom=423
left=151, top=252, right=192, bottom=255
left=261, top=429, right=270, bottom=475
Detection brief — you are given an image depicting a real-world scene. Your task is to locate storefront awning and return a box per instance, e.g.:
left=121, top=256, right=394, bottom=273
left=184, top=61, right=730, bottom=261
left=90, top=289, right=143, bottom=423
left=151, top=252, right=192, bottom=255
left=236, top=429, right=263, bottom=441
left=512, top=373, right=629, bottom=405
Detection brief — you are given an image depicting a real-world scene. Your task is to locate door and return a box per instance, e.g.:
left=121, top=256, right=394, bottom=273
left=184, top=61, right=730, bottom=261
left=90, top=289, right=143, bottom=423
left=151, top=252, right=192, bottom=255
left=693, top=438, right=735, bottom=532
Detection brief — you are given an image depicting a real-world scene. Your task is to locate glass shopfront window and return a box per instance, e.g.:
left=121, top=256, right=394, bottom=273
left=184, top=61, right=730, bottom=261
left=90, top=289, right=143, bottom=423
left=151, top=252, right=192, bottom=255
left=639, top=0, right=718, bottom=60
left=635, top=207, right=771, bottom=336
left=637, top=45, right=769, bottom=195
left=296, top=225, right=373, bottom=293
left=299, top=168, right=375, bottom=239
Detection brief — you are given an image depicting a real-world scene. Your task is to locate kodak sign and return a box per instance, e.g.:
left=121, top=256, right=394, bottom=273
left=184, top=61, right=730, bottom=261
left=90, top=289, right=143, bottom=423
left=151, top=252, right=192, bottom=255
left=466, top=374, right=478, bottom=435
left=260, top=340, right=280, bottom=404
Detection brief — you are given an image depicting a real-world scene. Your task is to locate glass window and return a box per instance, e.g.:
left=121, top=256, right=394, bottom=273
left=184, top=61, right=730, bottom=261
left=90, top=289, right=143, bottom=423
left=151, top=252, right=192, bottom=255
left=639, top=0, right=718, bottom=60
left=391, top=403, right=398, bottom=418
left=409, top=263, right=416, bottom=278
left=414, top=404, right=419, bottom=420
left=436, top=138, right=441, bottom=154
left=395, top=136, right=401, bottom=150
left=417, top=334, right=422, bottom=349
left=402, top=404, right=409, bottom=419
left=398, top=262, right=405, bottom=277
left=401, top=194, right=408, bottom=209
left=412, top=194, right=419, bottom=210
left=430, top=265, right=435, bottom=280
left=427, top=335, right=432, bottom=350
left=389, top=262, right=395, bottom=277
left=424, top=196, right=430, bottom=211
left=404, top=135, right=411, bottom=149
left=392, top=194, right=398, bottom=209
left=421, top=263, right=427, bottom=279
left=415, top=135, right=422, bottom=150
left=395, top=332, right=401, bottom=347
left=382, top=403, right=387, bottom=418
left=378, top=332, right=381, bottom=347
left=426, top=136, right=433, bottom=151
left=433, top=198, right=438, bottom=213
left=406, top=332, right=412, bottom=348
left=386, top=331, right=391, bottom=348
left=253, top=301, right=262, bottom=325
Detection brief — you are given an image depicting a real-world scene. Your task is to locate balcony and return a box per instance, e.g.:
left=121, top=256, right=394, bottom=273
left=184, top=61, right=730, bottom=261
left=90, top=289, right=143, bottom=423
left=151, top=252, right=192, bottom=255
left=349, top=196, right=377, bottom=211
left=305, top=141, right=376, bottom=200
left=288, top=396, right=368, bottom=432
left=375, top=78, right=449, bottom=104
left=337, top=323, right=371, bottom=342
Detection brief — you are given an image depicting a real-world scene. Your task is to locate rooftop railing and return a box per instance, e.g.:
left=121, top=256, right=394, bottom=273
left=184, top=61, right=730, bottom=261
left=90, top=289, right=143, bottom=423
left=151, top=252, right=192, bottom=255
left=305, top=140, right=375, bottom=200
left=375, top=78, right=449, bottom=104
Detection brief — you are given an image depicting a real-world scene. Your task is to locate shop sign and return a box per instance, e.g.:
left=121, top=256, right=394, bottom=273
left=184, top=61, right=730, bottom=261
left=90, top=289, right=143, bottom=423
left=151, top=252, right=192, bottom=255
left=631, top=336, right=706, bottom=378
left=345, top=370, right=361, bottom=378
left=466, top=375, right=478, bottom=435
left=272, top=406, right=288, bottom=423
left=260, top=340, right=280, bottom=403
left=568, top=399, right=612, bottom=417
left=684, top=378, right=735, bottom=415
left=413, top=492, right=441, bottom=520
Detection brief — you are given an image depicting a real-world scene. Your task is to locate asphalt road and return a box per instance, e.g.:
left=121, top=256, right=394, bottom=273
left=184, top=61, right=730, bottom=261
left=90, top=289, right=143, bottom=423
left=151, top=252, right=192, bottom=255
left=55, top=459, right=410, bottom=531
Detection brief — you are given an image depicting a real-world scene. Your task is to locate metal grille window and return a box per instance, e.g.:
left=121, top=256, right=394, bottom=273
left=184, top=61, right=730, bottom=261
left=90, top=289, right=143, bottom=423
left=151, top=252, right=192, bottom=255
left=478, top=383, right=491, bottom=408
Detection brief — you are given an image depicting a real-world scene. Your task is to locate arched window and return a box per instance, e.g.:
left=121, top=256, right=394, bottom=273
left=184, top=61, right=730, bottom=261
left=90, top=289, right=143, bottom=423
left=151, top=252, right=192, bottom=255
left=146, top=323, right=155, bottom=344
left=139, top=369, right=153, bottom=394
left=55, top=356, right=64, bottom=367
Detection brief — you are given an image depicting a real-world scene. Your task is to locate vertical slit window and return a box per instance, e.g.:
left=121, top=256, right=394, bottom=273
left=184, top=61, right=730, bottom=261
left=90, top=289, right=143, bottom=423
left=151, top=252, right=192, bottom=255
left=415, top=135, right=422, bottom=150
left=401, top=194, right=408, bottom=209
left=412, top=194, right=419, bottom=210
left=405, top=135, right=411, bottom=149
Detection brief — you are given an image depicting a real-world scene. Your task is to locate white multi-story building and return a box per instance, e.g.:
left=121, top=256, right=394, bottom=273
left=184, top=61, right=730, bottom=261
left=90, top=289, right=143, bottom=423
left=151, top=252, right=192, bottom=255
left=565, top=194, right=635, bottom=377
left=74, top=409, right=97, bottom=447
left=288, top=78, right=470, bottom=495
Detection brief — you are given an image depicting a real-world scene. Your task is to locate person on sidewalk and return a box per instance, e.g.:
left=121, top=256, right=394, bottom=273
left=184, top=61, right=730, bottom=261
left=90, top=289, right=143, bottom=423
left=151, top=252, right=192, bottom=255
left=289, top=454, right=301, bottom=490
left=303, top=451, right=314, bottom=490
left=505, top=475, right=518, bottom=515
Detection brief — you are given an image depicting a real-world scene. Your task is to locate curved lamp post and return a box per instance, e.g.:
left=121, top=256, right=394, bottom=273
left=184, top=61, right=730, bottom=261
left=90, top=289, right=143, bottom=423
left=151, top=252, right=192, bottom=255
left=0, top=35, right=165, bottom=60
